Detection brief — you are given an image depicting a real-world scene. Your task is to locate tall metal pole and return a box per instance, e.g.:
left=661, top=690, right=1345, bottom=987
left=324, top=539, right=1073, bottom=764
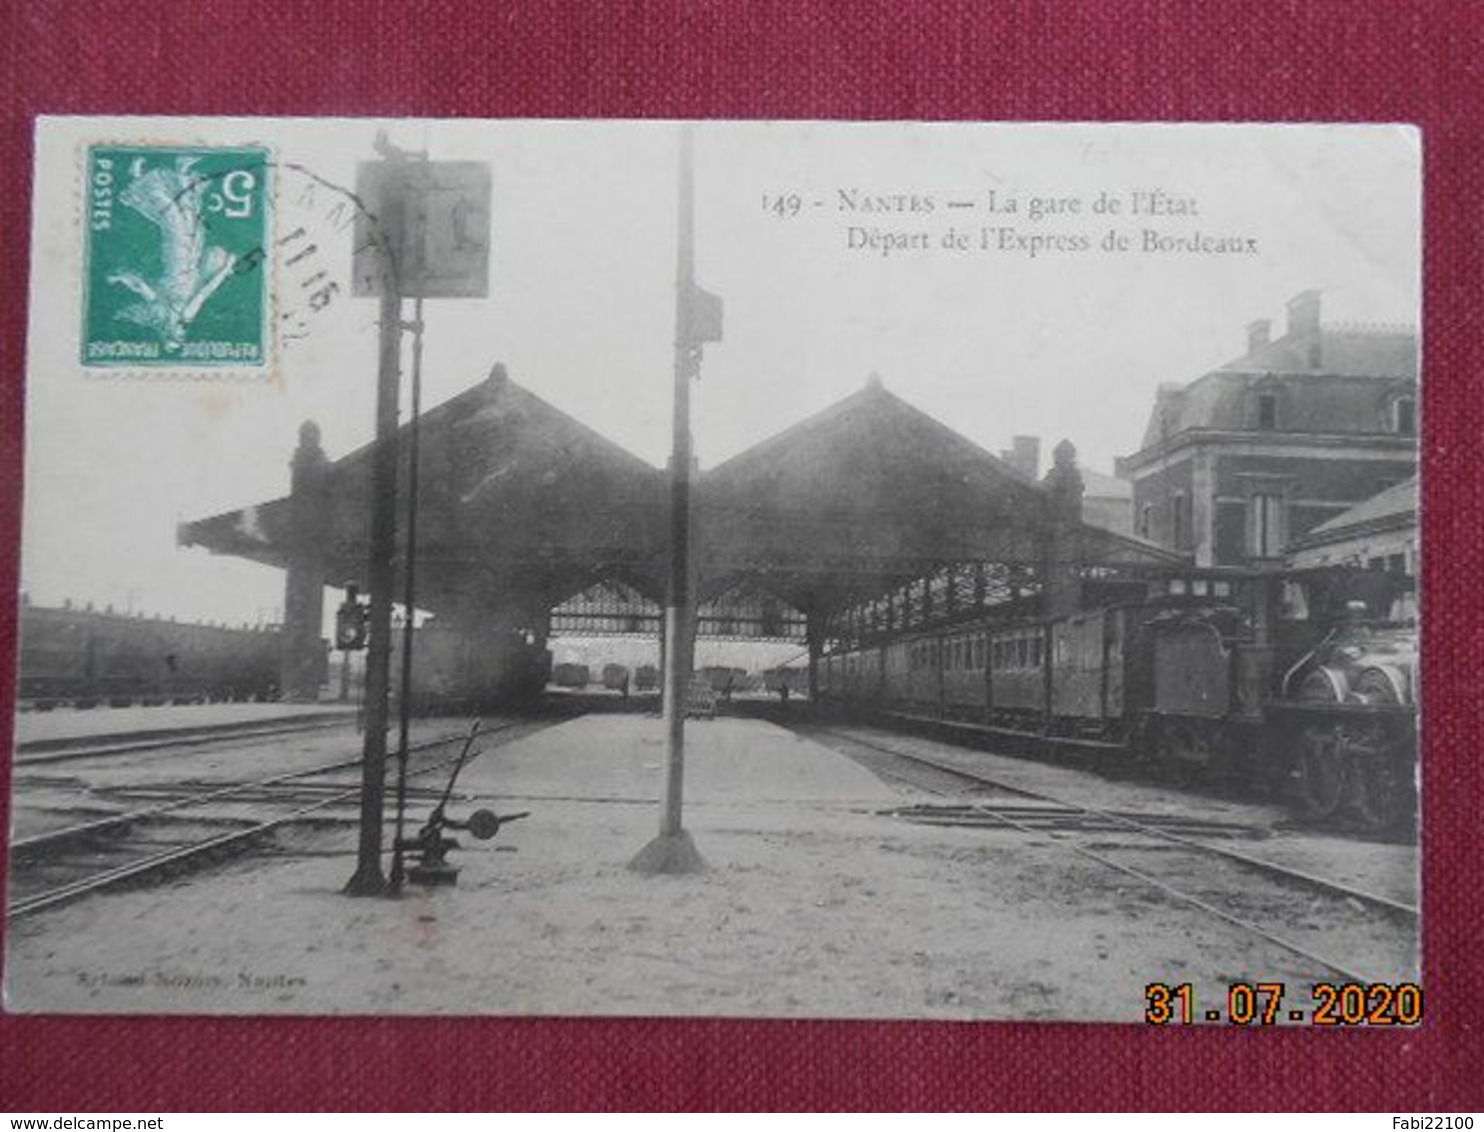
left=389, top=292, right=425, bottom=892
left=630, top=126, right=705, bottom=874
left=345, top=183, right=404, bottom=897
left=662, top=128, right=696, bottom=838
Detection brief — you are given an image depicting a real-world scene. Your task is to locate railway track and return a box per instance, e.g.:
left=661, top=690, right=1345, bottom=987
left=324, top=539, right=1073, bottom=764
left=8, top=718, right=543, bottom=920
left=803, top=723, right=1418, bottom=985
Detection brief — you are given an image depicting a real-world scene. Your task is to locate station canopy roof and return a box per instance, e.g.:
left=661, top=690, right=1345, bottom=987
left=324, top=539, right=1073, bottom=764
left=179, top=365, right=1186, bottom=620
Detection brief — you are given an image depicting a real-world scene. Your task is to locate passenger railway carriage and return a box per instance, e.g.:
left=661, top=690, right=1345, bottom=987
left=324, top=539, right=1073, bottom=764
left=818, top=567, right=1417, bottom=831
left=18, top=602, right=288, bottom=708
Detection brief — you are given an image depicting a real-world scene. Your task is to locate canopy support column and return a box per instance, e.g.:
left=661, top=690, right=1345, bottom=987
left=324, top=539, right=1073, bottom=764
left=1041, top=440, right=1087, bottom=619
left=281, top=421, right=331, bottom=703
left=806, top=613, right=823, bottom=702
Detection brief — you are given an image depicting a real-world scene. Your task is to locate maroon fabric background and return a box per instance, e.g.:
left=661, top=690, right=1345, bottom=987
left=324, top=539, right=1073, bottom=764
left=0, top=0, right=1479, bottom=1112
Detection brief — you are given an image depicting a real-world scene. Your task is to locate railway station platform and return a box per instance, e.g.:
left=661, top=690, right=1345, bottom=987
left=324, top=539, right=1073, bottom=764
left=12, top=701, right=359, bottom=752
left=3, top=711, right=1419, bottom=1020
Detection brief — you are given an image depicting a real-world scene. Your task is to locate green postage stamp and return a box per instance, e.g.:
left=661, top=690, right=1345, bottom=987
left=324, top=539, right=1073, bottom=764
left=82, top=144, right=270, bottom=367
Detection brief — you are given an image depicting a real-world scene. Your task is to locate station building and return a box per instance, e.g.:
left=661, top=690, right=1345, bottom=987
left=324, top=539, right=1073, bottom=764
left=1115, top=290, right=1418, bottom=568
left=180, top=368, right=1183, bottom=701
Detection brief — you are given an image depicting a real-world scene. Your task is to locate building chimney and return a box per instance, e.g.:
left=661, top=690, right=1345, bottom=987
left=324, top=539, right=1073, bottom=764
left=1009, top=435, right=1040, bottom=479
left=1247, top=318, right=1271, bottom=355
left=1151, top=382, right=1184, bottom=440
left=1286, top=291, right=1323, bottom=369
left=1286, top=289, right=1321, bottom=337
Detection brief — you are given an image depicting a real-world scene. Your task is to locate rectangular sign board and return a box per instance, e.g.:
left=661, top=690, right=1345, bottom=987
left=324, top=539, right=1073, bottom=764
left=351, top=159, right=491, bottom=299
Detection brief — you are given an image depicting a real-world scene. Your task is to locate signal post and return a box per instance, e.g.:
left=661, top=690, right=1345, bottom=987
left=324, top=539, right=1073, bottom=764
left=344, top=138, right=492, bottom=897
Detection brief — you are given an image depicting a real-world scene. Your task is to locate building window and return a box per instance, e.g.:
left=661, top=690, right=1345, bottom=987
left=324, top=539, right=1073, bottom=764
left=1171, top=492, right=1190, bottom=549
left=1250, top=493, right=1285, bottom=558
left=1257, top=393, right=1278, bottom=430
left=1138, top=502, right=1152, bottom=538
left=1394, top=397, right=1416, bottom=436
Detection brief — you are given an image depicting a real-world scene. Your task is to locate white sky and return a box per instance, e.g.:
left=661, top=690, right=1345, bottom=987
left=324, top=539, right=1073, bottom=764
left=22, top=118, right=1420, bottom=625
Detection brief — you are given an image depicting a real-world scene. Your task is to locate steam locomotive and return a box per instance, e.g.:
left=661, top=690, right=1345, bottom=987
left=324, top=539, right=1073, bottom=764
left=391, top=618, right=551, bottom=714
left=816, top=566, right=1418, bottom=831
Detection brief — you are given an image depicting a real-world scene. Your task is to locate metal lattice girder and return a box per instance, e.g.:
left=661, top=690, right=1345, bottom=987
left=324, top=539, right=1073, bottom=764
left=552, top=575, right=807, bottom=641
left=550, top=579, right=661, bottom=636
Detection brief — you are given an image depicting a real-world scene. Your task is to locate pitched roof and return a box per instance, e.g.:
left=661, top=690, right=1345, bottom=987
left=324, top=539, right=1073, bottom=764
left=1130, top=290, right=1418, bottom=452
left=700, top=376, right=1184, bottom=608
left=1140, top=369, right=1417, bottom=448
left=1081, top=466, right=1131, bottom=500
left=698, top=378, right=1052, bottom=607
left=1217, top=325, right=1417, bottom=379
left=1303, top=476, right=1417, bottom=540
left=180, top=367, right=669, bottom=607
left=184, top=368, right=1188, bottom=619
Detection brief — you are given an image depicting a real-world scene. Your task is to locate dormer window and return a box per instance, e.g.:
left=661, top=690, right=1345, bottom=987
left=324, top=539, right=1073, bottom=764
left=1393, top=396, right=1416, bottom=436
left=1250, top=376, right=1286, bottom=432
left=1257, top=393, right=1278, bottom=430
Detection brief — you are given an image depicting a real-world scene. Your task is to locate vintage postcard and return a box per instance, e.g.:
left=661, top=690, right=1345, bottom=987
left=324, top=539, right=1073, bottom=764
left=5, top=117, right=1421, bottom=1022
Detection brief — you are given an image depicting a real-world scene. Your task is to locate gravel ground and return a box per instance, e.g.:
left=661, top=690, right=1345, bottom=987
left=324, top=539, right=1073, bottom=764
left=2, top=713, right=1420, bottom=1022
left=812, top=723, right=1421, bottom=909
left=7, top=717, right=467, bottom=842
